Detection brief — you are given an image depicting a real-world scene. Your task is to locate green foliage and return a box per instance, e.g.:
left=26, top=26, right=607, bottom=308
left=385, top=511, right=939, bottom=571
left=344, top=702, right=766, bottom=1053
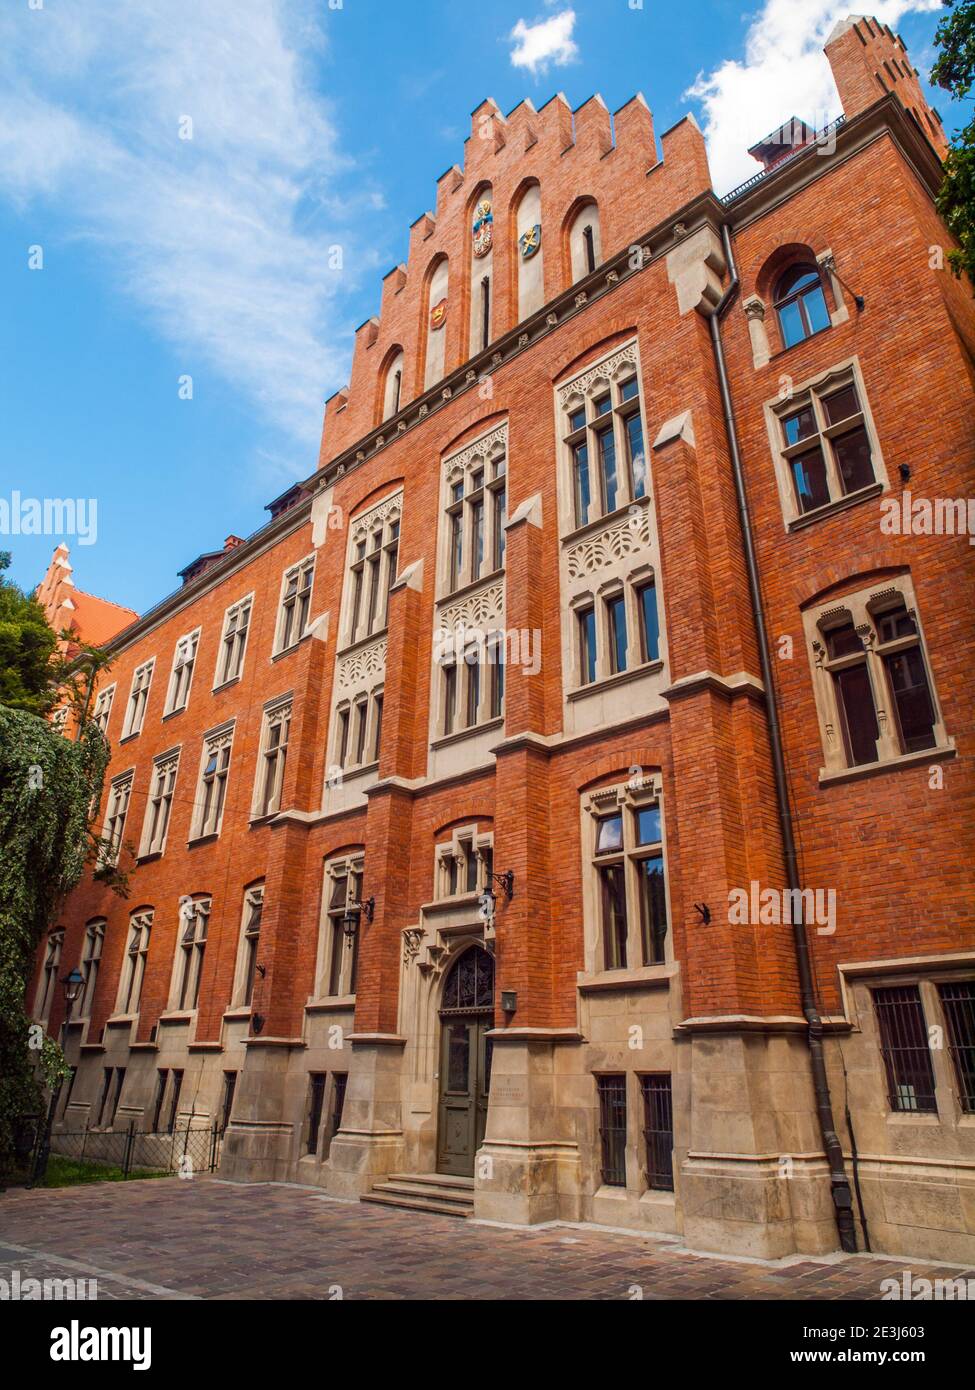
left=932, top=0, right=975, bottom=288
left=0, top=706, right=110, bottom=1174
left=0, top=552, right=59, bottom=715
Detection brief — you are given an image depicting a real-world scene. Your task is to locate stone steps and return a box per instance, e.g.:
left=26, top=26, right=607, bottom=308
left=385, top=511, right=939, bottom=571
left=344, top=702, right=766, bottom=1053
left=361, top=1172, right=475, bottom=1219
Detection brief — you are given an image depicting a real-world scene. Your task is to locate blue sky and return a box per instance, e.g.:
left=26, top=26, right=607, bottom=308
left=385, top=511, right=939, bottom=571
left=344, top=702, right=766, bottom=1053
left=1, top=0, right=958, bottom=615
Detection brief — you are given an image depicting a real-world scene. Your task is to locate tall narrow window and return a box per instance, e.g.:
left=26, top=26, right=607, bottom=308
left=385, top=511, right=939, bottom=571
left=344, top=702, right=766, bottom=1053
left=583, top=224, right=596, bottom=274
left=562, top=368, right=647, bottom=529
left=824, top=622, right=879, bottom=767
left=876, top=604, right=936, bottom=753
left=196, top=727, right=233, bottom=838
left=568, top=203, right=601, bottom=283
left=595, top=813, right=627, bottom=970
left=873, top=986, right=937, bottom=1114
left=101, top=773, right=134, bottom=867
left=371, top=692, right=384, bottom=762
left=117, top=911, right=152, bottom=1014
left=167, top=1069, right=184, bottom=1133
left=381, top=349, right=405, bottom=422
left=221, top=1071, right=238, bottom=1131
left=778, top=376, right=876, bottom=516
left=108, top=1067, right=126, bottom=1127
left=637, top=582, right=660, bottom=663
left=938, top=982, right=975, bottom=1114
left=256, top=701, right=291, bottom=816
left=175, top=898, right=209, bottom=1011
left=307, top=1073, right=327, bottom=1155
left=320, top=856, right=364, bottom=998
left=640, top=1074, right=674, bottom=1191
left=578, top=606, right=597, bottom=685
left=142, top=750, right=179, bottom=856
left=277, top=558, right=314, bottom=652
left=92, top=684, right=116, bottom=735
left=597, top=1075, right=627, bottom=1187
left=606, top=594, right=627, bottom=675
left=165, top=631, right=199, bottom=715
left=322, top=1074, right=348, bottom=1159
left=481, top=276, right=491, bottom=351
left=346, top=502, right=401, bottom=644
left=121, top=660, right=154, bottom=738
left=634, top=805, right=667, bottom=966
left=238, top=886, right=263, bottom=1007
left=443, top=660, right=457, bottom=736
left=151, top=1069, right=168, bottom=1131
left=216, top=598, right=251, bottom=685
left=35, top=929, right=64, bottom=1021
left=78, top=920, right=105, bottom=1018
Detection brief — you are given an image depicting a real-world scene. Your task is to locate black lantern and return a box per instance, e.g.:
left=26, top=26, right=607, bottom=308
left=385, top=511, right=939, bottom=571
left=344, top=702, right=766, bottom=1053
left=342, top=896, right=375, bottom=943
left=61, top=967, right=85, bottom=1016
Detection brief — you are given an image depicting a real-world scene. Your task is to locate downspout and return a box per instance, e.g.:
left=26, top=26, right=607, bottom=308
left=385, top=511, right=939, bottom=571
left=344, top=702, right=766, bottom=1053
left=707, top=222, right=857, bottom=1254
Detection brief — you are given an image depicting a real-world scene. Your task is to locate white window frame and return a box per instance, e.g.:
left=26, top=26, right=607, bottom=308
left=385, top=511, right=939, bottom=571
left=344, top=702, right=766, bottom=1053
left=434, top=824, right=494, bottom=901
left=164, top=628, right=200, bottom=715
left=100, top=770, right=134, bottom=867
left=170, top=896, right=210, bottom=1013
left=191, top=722, right=235, bottom=840
left=121, top=659, right=155, bottom=739
left=803, top=575, right=951, bottom=780
left=341, top=495, right=402, bottom=650
left=579, top=773, right=671, bottom=977
left=77, top=919, right=106, bottom=1019
left=252, top=697, right=292, bottom=818
left=115, top=910, right=152, bottom=1016
left=232, top=884, right=264, bottom=1008
left=274, top=555, right=315, bottom=655
left=764, top=356, right=889, bottom=529
left=213, top=594, right=253, bottom=689
left=92, top=683, right=116, bottom=735
left=139, top=747, right=180, bottom=858
left=35, top=929, right=64, bottom=1023
left=314, top=852, right=365, bottom=1000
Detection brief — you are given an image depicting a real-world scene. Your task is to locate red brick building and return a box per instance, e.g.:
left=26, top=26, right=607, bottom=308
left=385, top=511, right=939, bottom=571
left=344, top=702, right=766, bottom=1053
left=37, top=16, right=975, bottom=1260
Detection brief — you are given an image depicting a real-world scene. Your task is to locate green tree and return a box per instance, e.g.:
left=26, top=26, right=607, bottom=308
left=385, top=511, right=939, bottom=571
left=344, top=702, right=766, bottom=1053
left=0, top=551, right=59, bottom=714
left=0, top=552, right=122, bottom=1174
left=0, top=706, right=112, bottom=1175
left=932, top=0, right=975, bottom=288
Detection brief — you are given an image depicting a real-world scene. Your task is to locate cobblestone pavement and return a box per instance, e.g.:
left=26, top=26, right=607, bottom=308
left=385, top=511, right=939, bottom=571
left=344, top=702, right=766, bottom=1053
left=1, top=1177, right=971, bottom=1301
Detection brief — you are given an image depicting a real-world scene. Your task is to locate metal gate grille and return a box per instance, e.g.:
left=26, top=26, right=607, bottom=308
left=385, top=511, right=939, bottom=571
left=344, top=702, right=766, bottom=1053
left=596, top=1075, right=627, bottom=1187
left=873, top=986, right=937, bottom=1113
left=640, top=1074, right=674, bottom=1191
left=938, top=981, right=975, bottom=1113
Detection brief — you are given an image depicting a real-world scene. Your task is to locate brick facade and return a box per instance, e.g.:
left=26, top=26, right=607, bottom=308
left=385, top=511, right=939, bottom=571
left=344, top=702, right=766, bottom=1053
left=38, top=16, right=975, bottom=1259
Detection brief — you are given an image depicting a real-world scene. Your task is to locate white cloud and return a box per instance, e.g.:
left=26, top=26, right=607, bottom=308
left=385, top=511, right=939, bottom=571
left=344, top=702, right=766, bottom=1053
left=685, top=0, right=944, bottom=194
left=509, top=10, right=579, bottom=76
left=0, top=0, right=379, bottom=451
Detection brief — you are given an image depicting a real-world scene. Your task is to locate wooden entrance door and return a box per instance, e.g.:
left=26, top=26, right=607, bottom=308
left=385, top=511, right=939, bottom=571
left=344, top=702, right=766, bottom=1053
left=436, top=946, right=494, bottom=1177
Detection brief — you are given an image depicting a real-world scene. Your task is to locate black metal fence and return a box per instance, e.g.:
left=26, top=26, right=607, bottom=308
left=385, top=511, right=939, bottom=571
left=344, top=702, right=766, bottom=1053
left=8, top=1118, right=223, bottom=1188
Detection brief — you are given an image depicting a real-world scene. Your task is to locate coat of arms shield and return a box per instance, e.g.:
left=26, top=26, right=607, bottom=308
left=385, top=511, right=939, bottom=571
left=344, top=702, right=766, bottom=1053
left=472, top=199, right=493, bottom=258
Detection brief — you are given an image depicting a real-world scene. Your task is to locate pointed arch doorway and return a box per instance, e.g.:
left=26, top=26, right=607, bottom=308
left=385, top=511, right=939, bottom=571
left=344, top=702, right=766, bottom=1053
left=436, top=945, right=494, bottom=1177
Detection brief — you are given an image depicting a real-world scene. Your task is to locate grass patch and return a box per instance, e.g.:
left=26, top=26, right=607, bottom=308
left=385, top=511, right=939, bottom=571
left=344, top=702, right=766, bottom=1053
left=39, top=1154, right=170, bottom=1187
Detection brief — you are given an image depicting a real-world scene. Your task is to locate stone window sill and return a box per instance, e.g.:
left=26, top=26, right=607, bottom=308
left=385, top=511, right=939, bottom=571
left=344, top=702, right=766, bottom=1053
left=577, top=962, right=675, bottom=994
left=271, top=631, right=312, bottom=663
left=819, top=741, right=956, bottom=787
left=212, top=675, right=242, bottom=695
left=305, top=995, right=356, bottom=1013
left=787, top=480, right=883, bottom=531
left=567, top=659, right=663, bottom=703
left=430, top=716, right=504, bottom=752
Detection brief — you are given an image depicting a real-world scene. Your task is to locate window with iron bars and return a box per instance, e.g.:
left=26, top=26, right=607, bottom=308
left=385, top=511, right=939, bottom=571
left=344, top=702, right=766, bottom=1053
left=938, top=981, right=975, bottom=1114
left=873, top=985, right=937, bottom=1114
left=596, top=1074, right=627, bottom=1187
left=639, top=1074, right=674, bottom=1191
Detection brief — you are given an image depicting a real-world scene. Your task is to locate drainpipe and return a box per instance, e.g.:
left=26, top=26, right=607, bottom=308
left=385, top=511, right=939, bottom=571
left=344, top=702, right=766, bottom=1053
left=707, top=222, right=857, bottom=1254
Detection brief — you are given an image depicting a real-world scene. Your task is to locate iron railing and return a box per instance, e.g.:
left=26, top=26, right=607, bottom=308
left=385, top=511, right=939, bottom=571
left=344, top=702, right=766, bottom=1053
left=640, top=1074, right=674, bottom=1192
left=720, top=117, right=847, bottom=205
left=597, top=1075, right=627, bottom=1187
left=5, top=1120, right=223, bottom=1189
